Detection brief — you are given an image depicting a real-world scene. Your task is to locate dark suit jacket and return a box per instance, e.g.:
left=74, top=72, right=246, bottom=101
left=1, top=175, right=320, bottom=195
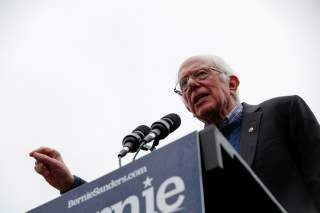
left=239, top=95, right=320, bottom=212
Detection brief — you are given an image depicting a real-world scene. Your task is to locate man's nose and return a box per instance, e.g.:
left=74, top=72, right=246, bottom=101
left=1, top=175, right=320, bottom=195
left=186, top=77, right=200, bottom=90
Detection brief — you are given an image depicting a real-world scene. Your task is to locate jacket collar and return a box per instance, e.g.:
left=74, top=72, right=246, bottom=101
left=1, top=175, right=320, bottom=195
left=239, top=103, right=262, bottom=166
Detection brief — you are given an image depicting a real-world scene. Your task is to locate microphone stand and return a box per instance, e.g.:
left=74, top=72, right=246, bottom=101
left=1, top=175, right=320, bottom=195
left=118, top=143, right=154, bottom=168
left=132, top=140, right=157, bottom=161
left=118, top=156, right=122, bottom=168
left=149, top=139, right=159, bottom=151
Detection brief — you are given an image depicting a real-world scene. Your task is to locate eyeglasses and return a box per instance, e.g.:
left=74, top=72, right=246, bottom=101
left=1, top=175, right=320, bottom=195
left=174, top=67, right=223, bottom=96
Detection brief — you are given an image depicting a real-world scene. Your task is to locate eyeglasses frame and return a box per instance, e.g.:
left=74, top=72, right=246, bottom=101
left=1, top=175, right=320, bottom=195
left=173, top=67, right=224, bottom=96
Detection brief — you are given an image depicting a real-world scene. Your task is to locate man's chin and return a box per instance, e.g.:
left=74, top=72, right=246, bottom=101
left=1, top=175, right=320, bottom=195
left=195, top=108, right=214, bottom=121
left=194, top=103, right=219, bottom=122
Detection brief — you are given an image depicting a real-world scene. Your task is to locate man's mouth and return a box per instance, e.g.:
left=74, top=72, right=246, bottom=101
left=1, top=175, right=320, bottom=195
left=193, top=94, right=208, bottom=105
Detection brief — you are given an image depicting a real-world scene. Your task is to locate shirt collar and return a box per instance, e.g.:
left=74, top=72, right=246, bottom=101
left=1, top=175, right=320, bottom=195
left=219, top=103, right=243, bottom=130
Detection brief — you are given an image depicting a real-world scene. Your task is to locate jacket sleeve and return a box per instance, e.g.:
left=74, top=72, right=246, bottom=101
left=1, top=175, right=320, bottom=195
left=289, top=95, right=320, bottom=211
left=60, top=175, right=87, bottom=194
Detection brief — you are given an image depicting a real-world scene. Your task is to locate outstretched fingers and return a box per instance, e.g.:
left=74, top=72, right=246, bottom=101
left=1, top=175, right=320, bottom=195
left=30, top=147, right=61, bottom=160
left=31, top=152, right=60, bottom=170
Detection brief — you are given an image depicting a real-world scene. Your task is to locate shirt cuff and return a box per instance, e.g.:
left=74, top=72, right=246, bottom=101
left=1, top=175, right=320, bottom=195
left=60, top=175, right=86, bottom=194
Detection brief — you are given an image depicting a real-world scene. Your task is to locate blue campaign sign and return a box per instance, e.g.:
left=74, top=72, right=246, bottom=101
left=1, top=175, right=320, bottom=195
left=27, top=131, right=205, bottom=213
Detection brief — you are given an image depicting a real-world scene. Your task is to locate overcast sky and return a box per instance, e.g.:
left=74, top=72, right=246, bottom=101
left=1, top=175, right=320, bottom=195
left=0, top=0, right=319, bottom=212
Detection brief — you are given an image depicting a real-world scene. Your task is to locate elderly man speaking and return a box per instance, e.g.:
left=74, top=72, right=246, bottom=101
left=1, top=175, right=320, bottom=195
left=174, top=54, right=320, bottom=213
left=30, top=54, right=320, bottom=213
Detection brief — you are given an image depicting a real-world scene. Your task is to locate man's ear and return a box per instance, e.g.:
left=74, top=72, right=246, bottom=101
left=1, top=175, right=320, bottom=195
left=228, top=75, right=240, bottom=97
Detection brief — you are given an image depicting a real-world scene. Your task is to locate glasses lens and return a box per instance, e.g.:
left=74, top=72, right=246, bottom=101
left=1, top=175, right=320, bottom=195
left=180, top=69, right=210, bottom=91
left=193, top=69, right=210, bottom=79
left=175, top=68, right=213, bottom=95
left=179, top=77, right=188, bottom=92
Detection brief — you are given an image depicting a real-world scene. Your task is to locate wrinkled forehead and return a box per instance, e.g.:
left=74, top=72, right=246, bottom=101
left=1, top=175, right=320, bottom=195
left=178, top=56, right=214, bottom=78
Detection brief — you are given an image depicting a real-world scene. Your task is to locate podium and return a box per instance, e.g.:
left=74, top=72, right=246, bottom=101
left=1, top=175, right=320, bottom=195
left=27, top=125, right=286, bottom=213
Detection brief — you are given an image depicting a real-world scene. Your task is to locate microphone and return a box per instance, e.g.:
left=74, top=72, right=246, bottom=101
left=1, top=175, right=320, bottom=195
left=118, top=125, right=151, bottom=157
left=143, top=113, right=181, bottom=144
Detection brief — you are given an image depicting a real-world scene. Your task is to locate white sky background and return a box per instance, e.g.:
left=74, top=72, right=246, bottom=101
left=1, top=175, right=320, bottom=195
left=0, top=0, right=319, bottom=212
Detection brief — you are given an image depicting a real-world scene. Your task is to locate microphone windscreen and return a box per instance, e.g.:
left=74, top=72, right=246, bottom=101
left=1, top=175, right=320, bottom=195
left=122, top=125, right=151, bottom=151
left=133, top=125, right=151, bottom=136
left=162, top=113, right=181, bottom=132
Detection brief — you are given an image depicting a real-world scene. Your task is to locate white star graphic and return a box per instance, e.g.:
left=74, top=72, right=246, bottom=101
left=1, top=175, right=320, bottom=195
left=143, top=176, right=153, bottom=188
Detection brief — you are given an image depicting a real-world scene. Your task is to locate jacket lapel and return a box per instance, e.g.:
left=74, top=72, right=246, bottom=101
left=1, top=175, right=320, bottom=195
left=239, top=103, right=262, bottom=167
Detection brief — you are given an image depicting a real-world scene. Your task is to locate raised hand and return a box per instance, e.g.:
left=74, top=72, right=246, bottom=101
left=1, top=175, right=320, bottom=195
left=30, top=147, right=74, bottom=192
